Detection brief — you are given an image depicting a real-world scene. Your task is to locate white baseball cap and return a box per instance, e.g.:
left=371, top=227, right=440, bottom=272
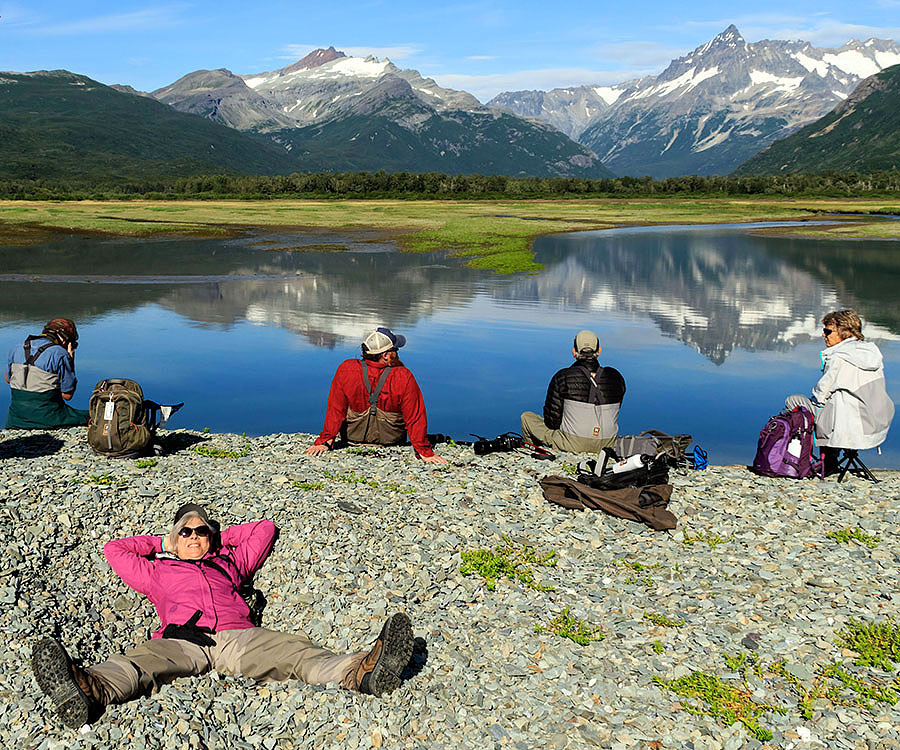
left=362, top=327, right=407, bottom=355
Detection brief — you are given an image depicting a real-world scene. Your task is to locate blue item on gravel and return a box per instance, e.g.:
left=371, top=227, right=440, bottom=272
left=693, top=446, right=708, bottom=470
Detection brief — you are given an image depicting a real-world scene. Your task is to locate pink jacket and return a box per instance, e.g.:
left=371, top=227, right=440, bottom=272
left=103, top=520, right=277, bottom=638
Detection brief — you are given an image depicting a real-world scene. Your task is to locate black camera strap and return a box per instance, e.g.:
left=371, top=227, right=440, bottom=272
left=576, top=361, right=601, bottom=403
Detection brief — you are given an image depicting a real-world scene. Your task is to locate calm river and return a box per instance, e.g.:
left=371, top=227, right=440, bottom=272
left=1, top=223, right=898, bottom=466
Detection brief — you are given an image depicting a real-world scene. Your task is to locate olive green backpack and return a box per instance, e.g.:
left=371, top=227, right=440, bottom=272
left=87, top=378, right=154, bottom=458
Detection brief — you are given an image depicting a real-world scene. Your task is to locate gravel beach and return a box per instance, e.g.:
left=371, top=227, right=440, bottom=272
left=1, top=427, right=899, bottom=750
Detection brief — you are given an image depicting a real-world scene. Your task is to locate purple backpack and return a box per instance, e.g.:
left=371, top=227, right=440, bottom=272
left=752, top=406, right=821, bottom=479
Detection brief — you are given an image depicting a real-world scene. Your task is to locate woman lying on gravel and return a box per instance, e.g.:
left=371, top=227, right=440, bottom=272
left=31, top=503, right=414, bottom=729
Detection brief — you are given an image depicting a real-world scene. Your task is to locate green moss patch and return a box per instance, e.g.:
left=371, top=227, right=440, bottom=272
left=460, top=536, right=557, bottom=591
left=535, top=606, right=604, bottom=646
left=836, top=619, right=900, bottom=671
left=826, top=527, right=880, bottom=549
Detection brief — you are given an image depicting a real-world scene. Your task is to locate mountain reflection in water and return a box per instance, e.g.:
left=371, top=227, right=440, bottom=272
left=526, top=226, right=900, bottom=364
left=0, top=225, right=897, bottom=465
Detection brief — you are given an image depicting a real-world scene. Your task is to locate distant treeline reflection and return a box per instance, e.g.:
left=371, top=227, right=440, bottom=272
left=3, top=170, right=900, bottom=200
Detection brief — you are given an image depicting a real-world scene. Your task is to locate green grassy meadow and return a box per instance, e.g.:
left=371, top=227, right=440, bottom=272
left=1, top=197, right=898, bottom=272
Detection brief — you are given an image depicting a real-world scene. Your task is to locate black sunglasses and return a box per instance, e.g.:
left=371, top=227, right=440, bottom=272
left=178, top=524, right=211, bottom=538
left=823, top=328, right=834, bottom=336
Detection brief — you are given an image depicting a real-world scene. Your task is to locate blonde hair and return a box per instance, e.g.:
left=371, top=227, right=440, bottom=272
left=823, top=309, right=864, bottom=341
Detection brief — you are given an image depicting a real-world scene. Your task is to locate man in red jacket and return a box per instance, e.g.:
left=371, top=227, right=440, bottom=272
left=31, top=503, right=415, bottom=729
left=306, top=327, right=447, bottom=464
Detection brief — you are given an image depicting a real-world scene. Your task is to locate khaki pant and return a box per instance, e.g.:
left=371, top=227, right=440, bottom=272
left=89, top=628, right=365, bottom=703
left=520, top=411, right=616, bottom=454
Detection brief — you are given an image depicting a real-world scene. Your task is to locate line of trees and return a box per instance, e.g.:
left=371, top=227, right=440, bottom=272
left=2, top=170, right=900, bottom=200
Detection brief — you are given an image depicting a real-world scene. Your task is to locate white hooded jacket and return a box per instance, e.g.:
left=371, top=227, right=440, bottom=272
left=811, top=338, right=894, bottom=449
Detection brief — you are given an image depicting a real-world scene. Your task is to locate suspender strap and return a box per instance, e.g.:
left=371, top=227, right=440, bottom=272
left=360, top=360, right=394, bottom=415
left=23, top=335, right=54, bottom=366
left=577, top=362, right=601, bottom=403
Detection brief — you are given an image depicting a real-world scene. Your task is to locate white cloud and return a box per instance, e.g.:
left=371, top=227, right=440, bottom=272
left=27, top=5, right=186, bottom=36
left=280, top=44, right=422, bottom=62
left=466, top=55, right=498, bottom=61
left=430, top=67, right=656, bottom=103
left=0, top=2, right=34, bottom=27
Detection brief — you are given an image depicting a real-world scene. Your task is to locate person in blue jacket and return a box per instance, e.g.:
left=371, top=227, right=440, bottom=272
left=5, top=318, right=89, bottom=429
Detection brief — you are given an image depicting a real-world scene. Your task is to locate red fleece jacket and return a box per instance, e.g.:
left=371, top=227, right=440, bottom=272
left=314, top=358, right=434, bottom=457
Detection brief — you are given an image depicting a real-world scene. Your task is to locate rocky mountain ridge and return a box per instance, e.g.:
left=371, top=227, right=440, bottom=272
left=148, top=49, right=608, bottom=177
left=490, top=26, right=900, bottom=176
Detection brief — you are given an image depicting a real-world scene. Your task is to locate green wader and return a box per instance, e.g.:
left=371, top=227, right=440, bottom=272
left=5, top=389, right=89, bottom=429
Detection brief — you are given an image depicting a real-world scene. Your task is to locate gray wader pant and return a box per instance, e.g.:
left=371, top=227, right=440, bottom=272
left=520, top=411, right=616, bottom=454
left=88, top=627, right=365, bottom=702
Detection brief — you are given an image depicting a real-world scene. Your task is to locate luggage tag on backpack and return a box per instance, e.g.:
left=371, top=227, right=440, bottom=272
left=104, top=399, right=116, bottom=421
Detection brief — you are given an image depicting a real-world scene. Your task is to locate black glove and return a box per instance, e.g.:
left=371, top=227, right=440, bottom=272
left=161, top=609, right=215, bottom=647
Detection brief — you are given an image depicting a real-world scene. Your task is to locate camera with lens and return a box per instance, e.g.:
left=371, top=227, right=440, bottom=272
left=472, top=432, right=523, bottom=456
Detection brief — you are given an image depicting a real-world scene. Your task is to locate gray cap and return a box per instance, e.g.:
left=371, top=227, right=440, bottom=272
left=574, top=330, right=600, bottom=355
left=362, top=327, right=407, bottom=355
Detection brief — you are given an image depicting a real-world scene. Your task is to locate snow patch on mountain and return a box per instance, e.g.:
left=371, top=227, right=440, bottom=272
left=792, top=51, right=829, bottom=76
left=661, top=128, right=680, bottom=154
left=875, top=50, right=900, bottom=68
left=242, top=75, right=269, bottom=89
left=695, top=124, right=734, bottom=152
left=244, top=57, right=391, bottom=90
left=637, top=66, right=714, bottom=98
left=822, top=50, right=881, bottom=78
left=316, top=57, right=391, bottom=79
left=592, top=86, right=623, bottom=105
left=749, top=70, right=804, bottom=91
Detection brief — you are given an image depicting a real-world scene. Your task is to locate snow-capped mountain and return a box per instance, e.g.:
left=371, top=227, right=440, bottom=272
left=239, top=50, right=483, bottom=128
left=151, top=48, right=609, bottom=177
left=491, top=26, right=900, bottom=177
left=488, top=85, right=622, bottom=141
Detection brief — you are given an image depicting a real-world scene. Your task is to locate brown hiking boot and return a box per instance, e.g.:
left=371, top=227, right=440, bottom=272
left=354, top=612, right=414, bottom=697
left=31, top=637, right=111, bottom=728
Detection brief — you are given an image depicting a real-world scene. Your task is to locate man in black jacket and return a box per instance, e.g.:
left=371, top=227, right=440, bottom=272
left=520, top=330, right=626, bottom=453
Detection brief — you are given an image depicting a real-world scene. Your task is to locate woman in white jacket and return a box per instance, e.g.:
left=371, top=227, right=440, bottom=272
left=786, top=310, right=894, bottom=472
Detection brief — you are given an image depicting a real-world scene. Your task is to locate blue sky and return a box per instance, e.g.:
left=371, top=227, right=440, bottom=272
left=2, top=1, right=899, bottom=101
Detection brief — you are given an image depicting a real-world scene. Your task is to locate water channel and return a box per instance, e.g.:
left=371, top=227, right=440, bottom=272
left=1, top=223, right=897, bottom=466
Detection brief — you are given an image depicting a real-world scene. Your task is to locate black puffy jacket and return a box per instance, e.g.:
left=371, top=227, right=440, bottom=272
left=543, top=359, right=626, bottom=429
